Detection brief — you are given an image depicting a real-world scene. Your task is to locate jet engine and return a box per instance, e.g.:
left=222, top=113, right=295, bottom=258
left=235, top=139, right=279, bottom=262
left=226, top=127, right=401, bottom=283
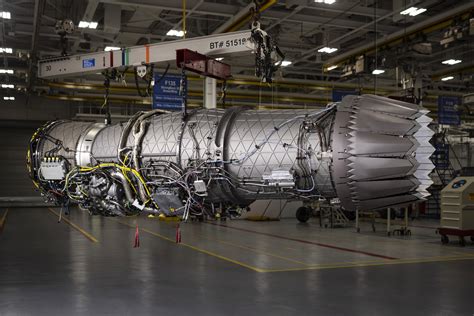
left=27, top=95, right=434, bottom=219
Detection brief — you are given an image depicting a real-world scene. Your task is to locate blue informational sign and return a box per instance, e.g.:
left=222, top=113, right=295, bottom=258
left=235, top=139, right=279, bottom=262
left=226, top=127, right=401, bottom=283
left=438, top=96, right=461, bottom=125
left=152, top=74, right=184, bottom=111
left=82, top=58, right=95, bottom=68
left=332, top=90, right=357, bottom=102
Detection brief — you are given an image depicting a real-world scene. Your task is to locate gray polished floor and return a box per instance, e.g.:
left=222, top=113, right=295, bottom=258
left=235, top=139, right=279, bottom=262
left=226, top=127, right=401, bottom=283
left=1, top=207, right=473, bottom=315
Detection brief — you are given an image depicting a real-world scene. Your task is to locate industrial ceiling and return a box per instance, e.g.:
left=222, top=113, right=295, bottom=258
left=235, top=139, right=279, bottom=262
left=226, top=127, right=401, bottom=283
left=0, top=0, right=473, bottom=113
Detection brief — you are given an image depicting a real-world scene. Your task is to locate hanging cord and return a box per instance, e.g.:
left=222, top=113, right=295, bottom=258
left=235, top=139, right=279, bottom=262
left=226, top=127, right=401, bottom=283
left=134, top=63, right=155, bottom=97
left=219, top=80, right=227, bottom=107
left=59, top=33, right=68, bottom=56
left=101, top=70, right=113, bottom=125
left=117, top=66, right=129, bottom=86
left=155, top=63, right=170, bottom=86
left=179, top=63, right=188, bottom=119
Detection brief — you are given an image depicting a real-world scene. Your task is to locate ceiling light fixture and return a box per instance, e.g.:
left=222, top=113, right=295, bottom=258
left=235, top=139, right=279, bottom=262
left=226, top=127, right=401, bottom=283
left=215, top=57, right=224, bottom=61
left=315, top=0, right=336, bottom=4
left=166, top=29, right=185, bottom=37
left=3, top=96, right=14, bottom=100
left=280, top=60, right=292, bottom=67
left=0, top=69, right=14, bottom=74
left=1, top=84, right=14, bottom=88
left=0, top=12, right=11, bottom=19
left=441, top=76, right=454, bottom=81
left=442, top=59, right=462, bottom=65
left=78, top=21, right=98, bottom=29
left=372, top=69, right=385, bottom=75
left=318, top=47, right=338, bottom=54
left=400, top=7, right=427, bottom=16
left=104, top=46, right=121, bottom=51
left=0, top=48, right=12, bottom=54
left=327, top=65, right=338, bottom=71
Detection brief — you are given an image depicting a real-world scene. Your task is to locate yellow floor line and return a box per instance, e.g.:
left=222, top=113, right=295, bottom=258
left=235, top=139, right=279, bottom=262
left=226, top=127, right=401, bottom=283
left=47, top=208, right=98, bottom=243
left=143, top=217, right=312, bottom=266
left=264, top=255, right=474, bottom=273
left=140, top=219, right=390, bottom=268
left=137, top=218, right=474, bottom=270
left=451, top=250, right=474, bottom=256
left=0, top=209, right=9, bottom=231
left=113, top=217, right=474, bottom=274
left=197, top=233, right=312, bottom=267
left=111, top=218, right=265, bottom=273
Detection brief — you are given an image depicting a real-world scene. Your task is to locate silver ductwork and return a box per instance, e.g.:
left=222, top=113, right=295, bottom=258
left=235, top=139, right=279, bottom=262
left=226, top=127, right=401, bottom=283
left=27, top=95, right=434, bottom=218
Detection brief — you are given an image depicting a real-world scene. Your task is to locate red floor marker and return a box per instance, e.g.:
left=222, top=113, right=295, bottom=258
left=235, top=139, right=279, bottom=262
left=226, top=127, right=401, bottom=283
left=176, top=223, right=181, bottom=243
left=134, top=224, right=140, bottom=248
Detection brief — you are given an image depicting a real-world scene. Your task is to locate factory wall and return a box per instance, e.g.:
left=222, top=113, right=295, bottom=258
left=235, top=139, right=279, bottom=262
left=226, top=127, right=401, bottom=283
left=0, top=120, right=42, bottom=199
left=0, top=95, right=77, bottom=121
left=0, top=96, right=77, bottom=201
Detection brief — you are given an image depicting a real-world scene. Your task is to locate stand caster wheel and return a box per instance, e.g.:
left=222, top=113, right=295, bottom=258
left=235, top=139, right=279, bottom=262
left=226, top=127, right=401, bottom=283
left=441, top=235, right=449, bottom=244
left=296, top=206, right=311, bottom=223
left=356, top=228, right=361, bottom=233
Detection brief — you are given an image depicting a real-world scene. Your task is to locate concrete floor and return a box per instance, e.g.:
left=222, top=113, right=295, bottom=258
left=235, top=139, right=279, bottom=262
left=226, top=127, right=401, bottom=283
left=1, top=207, right=474, bottom=315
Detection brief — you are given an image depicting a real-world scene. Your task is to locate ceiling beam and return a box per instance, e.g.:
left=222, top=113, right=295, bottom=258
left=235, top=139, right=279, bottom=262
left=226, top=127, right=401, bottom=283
left=324, top=1, right=474, bottom=67
left=261, top=10, right=399, bottom=33
left=285, top=0, right=392, bottom=18
left=98, top=0, right=234, bottom=18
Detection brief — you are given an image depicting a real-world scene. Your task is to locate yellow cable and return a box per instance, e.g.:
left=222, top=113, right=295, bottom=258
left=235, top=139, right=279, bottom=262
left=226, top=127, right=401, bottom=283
left=77, top=163, right=157, bottom=208
left=122, top=169, right=138, bottom=195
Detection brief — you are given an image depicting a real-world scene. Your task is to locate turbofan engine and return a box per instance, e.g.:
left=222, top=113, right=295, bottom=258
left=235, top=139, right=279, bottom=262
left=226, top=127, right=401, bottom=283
left=27, top=95, right=434, bottom=219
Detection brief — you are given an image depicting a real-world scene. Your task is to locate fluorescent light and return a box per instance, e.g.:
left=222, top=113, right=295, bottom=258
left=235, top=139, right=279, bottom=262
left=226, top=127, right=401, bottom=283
left=78, top=21, right=98, bottom=29
left=0, top=48, right=12, bottom=54
left=441, top=76, right=454, bottom=81
left=442, top=59, right=462, bottom=65
left=327, top=65, right=338, bottom=71
left=78, top=21, right=89, bottom=28
left=215, top=57, right=224, bottom=61
left=1, top=84, right=14, bottom=88
left=0, top=69, right=14, bottom=74
left=372, top=69, right=385, bottom=75
left=104, top=46, right=120, bottom=51
left=318, top=47, right=338, bottom=54
left=3, top=96, right=14, bottom=100
left=166, top=29, right=185, bottom=37
left=315, top=0, right=336, bottom=4
left=0, top=12, right=11, bottom=19
left=280, top=60, right=292, bottom=67
left=400, top=7, right=427, bottom=16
